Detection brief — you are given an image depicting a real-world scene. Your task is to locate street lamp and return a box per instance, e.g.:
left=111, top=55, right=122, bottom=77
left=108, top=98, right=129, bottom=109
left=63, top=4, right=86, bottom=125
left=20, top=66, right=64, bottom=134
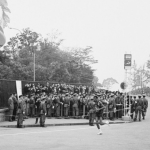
left=30, top=32, right=39, bottom=82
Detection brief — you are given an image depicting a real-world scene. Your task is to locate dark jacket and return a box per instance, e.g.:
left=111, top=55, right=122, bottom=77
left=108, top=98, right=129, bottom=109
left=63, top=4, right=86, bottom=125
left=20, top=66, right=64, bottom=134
left=135, top=98, right=144, bottom=109
left=143, top=98, right=148, bottom=110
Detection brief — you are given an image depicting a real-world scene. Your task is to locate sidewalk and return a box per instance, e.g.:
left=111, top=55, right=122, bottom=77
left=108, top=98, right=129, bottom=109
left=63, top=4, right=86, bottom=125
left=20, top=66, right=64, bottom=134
left=0, top=117, right=131, bottom=128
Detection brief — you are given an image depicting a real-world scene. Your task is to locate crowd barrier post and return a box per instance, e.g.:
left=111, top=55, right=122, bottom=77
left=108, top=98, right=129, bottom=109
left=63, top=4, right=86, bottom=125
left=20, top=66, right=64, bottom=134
left=124, top=94, right=126, bottom=116
left=83, top=105, right=85, bottom=117
left=61, top=105, right=63, bottom=117
left=128, top=95, right=131, bottom=116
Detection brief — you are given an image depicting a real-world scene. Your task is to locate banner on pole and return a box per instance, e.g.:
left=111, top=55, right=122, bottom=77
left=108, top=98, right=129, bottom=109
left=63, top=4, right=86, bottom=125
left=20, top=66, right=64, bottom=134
left=124, top=54, right=132, bottom=69
left=16, top=80, right=22, bottom=99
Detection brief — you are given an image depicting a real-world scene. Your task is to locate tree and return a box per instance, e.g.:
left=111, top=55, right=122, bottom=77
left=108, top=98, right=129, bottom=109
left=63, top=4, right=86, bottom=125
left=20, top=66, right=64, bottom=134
left=102, top=78, right=118, bottom=90
left=68, top=46, right=98, bottom=65
left=92, top=76, right=102, bottom=88
left=0, top=62, right=13, bottom=79
left=0, top=28, right=96, bottom=84
left=128, top=60, right=150, bottom=91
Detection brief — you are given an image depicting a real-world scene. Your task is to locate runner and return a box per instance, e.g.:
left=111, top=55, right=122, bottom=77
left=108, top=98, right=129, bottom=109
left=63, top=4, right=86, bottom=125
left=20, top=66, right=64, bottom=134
left=94, top=95, right=109, bottom=135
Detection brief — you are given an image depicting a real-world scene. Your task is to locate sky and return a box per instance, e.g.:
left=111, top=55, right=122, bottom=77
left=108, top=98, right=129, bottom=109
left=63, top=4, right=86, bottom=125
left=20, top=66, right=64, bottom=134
left=3, top=0, right=150, bottom=85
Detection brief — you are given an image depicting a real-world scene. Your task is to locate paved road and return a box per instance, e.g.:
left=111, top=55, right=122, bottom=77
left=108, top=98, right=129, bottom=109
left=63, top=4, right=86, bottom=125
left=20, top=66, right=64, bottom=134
left=0, top=98, right=150, bottom=150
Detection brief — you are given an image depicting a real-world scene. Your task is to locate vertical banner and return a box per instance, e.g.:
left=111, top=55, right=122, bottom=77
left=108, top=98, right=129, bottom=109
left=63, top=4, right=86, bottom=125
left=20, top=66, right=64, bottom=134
left=16, top=80, right=22, bottom=99
left=124, top=54, right=132, bottom=69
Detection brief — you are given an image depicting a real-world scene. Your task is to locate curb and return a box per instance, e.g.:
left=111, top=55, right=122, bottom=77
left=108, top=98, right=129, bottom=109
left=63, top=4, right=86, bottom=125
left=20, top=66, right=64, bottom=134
left=0, top=121, right=132, bottom=128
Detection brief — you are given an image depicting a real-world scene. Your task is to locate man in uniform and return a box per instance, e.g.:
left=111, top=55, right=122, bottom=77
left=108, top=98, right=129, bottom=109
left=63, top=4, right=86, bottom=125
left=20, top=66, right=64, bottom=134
left=29, top=94, right=35, bottom=117
left=24, top=95, right=30, bottom=118
left=134, top=95, right=144, bottom=122
left=46, top=94, right=53, bottom=117
left=12, top=93, right=18, bottom=121
left=87, top=96, right=95, bottom=126
left=72, top=93, right=79, bottom=117
left=39, top=95, right=47, bottom=127
left=17, top=95, right=25, bottom=128
left=35, top=94, right=41, bottom=124
left=8, top=93, right=15, bottom=122
left=108, top=94, right=116, bottom=120
left=22, top=95, right=28, bottom=119
left=115, top=93, right=122, bottom=119
left=142, top=94, right=148, bottom=120
left=53, top=95, right=63, bottom=117
left=63, top=93, right=70, bottom=117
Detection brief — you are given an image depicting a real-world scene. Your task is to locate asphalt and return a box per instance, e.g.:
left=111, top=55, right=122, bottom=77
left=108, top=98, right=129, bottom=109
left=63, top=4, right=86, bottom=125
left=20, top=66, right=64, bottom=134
left=0, top=116, right=131, bottom=128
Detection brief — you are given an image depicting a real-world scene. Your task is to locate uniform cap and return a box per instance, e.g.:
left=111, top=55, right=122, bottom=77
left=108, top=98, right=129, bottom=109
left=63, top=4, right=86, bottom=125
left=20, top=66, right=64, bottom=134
left=94, top=95, right=98, bottom=98
left=143, top=94, right=146, bottom=97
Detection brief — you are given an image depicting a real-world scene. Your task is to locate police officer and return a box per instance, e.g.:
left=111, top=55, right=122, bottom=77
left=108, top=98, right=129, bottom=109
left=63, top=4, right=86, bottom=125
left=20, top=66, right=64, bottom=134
left=17, top=95, right=25, bottom=128
left=87, top=96, right=95, bottom=126
left=142, top=94, right=148, bottom=120
left=134, top=95, right=144, bottom=122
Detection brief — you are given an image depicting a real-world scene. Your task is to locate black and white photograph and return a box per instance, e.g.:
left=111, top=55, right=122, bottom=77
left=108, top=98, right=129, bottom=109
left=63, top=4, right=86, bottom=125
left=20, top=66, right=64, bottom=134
left=0, top=0, right=149, bottom=150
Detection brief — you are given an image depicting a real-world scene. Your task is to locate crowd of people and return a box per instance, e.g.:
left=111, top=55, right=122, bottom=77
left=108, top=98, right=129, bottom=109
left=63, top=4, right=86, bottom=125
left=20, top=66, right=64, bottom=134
left=7, top=82, right=148, bottom=133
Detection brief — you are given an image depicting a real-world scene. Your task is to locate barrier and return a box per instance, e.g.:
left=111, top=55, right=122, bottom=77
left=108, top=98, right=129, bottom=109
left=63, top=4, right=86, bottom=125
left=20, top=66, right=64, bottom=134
left=3, top=104, right=132, bottom=121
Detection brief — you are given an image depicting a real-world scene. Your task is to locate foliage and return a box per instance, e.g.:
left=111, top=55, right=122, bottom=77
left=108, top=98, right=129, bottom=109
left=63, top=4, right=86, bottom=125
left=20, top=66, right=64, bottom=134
left=131, top=87, right=150, bottom=95
left=0, top=28, right=98, bottom=84
left=92, top=76, right=102, bottom=88
left=128, top=61, right=150, bottom=91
